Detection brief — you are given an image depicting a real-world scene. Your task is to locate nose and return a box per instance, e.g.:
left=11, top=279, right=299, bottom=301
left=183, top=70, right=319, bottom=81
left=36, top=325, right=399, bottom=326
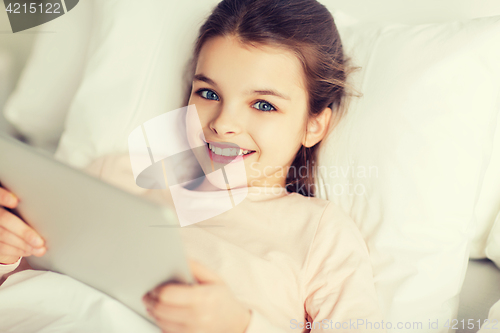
left=209, top=106, right=241, bottom=137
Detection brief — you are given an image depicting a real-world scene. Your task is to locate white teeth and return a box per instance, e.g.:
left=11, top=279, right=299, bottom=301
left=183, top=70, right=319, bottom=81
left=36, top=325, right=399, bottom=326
left=208, top=143, right=253, bottom=156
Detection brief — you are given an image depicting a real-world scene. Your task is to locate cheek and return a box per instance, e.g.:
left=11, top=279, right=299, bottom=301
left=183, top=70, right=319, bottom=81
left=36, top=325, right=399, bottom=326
left=254, top=124, right=301, bottom=161
left=189, top=104, right=210, bottom=131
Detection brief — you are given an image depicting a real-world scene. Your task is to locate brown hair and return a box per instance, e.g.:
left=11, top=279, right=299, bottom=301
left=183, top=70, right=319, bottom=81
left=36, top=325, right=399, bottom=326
left=182, top=0, right=358, bottom=197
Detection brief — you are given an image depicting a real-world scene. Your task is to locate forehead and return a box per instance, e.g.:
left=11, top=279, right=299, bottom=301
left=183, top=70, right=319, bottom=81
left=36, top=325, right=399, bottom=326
left=195, top=35, right=307, bottom=95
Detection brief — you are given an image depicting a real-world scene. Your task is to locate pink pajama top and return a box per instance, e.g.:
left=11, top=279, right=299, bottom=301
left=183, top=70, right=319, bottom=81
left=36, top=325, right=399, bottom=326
left=0, top=154, right=384, bottom=332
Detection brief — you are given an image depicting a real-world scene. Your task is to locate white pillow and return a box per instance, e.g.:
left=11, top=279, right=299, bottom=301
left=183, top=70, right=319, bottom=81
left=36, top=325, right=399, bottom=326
left=3, top=0, right=92, bottom=151
left=54, top=0, right=220, bottom=168
left=471, top=113, right=500, bottom=258
left=316, top=9, right=500, bottom=331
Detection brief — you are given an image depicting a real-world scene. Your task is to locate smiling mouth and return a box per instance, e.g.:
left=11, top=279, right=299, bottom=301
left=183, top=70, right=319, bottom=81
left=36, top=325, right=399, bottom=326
left=206, top=142, right=255, bottom=157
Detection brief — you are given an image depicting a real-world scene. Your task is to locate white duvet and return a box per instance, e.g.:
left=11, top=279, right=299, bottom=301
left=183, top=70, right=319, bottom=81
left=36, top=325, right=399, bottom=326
left=0, top=270, right=160, bottom=333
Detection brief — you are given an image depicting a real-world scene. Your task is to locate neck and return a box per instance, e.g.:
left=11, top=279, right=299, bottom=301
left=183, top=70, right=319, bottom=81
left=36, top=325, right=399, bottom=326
left=190, top=176, right=286, bottom=192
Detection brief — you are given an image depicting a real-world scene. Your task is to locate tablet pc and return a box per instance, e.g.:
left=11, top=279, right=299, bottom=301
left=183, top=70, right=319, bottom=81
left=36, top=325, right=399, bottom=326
left=0, top=133, right=193, bottom=324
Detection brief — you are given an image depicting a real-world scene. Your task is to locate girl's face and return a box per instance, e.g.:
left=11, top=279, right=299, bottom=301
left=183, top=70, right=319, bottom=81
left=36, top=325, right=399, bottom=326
left=187, top=35, right=330, bottom=191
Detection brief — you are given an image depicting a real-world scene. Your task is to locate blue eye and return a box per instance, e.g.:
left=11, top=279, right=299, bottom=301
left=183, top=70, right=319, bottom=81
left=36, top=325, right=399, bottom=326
left=253, top=100, right=276, bottom=112
left=196, top=89, right=219, bottom=101
left=195, top=88, right=277, bottom=112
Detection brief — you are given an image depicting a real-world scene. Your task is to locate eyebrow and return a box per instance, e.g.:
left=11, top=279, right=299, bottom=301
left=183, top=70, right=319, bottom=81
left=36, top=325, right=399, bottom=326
left=193, top=73, right=291, bottom=101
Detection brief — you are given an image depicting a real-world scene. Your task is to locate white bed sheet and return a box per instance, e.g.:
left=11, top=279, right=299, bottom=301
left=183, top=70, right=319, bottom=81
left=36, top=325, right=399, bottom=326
left=2, top=259, right=499, bottom=332
left=0, top=269, right=160, bottom=333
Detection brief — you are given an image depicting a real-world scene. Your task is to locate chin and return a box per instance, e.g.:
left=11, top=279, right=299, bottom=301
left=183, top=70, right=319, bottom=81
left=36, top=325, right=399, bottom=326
left=205, top=161, right=249, bottom=190
left=203, top=173, right=225, bottom=190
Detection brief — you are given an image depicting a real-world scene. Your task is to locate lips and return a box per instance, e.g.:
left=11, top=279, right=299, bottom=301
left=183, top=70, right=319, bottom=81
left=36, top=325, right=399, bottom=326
left=205, top=142, right=256, bottom=164
left=208, top=148, right=255, bottom=164
left=205, top=140, right=255, bottom=152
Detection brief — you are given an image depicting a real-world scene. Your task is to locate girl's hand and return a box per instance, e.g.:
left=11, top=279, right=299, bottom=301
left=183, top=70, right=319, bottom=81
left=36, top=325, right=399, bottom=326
left=0, top=187, right=46, bottom=265
left=143, top=259, right=251, bottom=333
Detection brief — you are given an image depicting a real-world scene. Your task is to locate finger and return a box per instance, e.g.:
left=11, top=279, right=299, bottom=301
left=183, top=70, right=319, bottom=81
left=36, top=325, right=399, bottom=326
left=0, top=241, right=29, bottom=259
left=0, top=188, right=18, bottom=209
left=0, top=226, right=38, bottom=255
left=145, top=300, right=192, bottom=324
left=144, top=304, right=188, bottom=333
left=0, top=255, right=22, bottom=266
left=150, top=283, right=198, bottom=307
left=189, top=259, right=223, bottom=284
left=155, top=320, right=186, bottom=333
left=0, top=208, right=44, bottom=248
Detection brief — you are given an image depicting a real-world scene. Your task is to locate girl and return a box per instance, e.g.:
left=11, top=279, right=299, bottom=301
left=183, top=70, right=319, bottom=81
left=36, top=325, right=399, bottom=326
left=0, top=0, right=385, bottom=332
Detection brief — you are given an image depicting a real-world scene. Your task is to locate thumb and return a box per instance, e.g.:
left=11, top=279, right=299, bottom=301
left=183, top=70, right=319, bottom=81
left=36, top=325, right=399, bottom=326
left=189, top=259, right=223, bottom=284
